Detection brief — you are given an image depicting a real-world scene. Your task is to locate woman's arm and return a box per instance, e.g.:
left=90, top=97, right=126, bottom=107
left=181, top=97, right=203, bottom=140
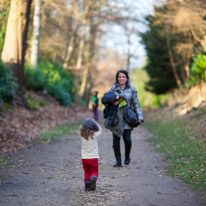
left=132, top=89, right=144, bottom=121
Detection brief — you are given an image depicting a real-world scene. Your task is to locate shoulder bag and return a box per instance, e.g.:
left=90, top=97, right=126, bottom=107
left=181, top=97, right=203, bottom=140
left=123, top=99, right=140, bottom=128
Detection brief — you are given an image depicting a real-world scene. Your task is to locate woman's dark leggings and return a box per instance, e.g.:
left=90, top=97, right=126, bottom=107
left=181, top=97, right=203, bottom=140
left=113, top=130, right=132, bottom=162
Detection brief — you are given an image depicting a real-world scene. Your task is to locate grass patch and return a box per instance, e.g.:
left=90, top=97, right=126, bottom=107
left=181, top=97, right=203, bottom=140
left=0, top=174, right=10, bottom=178
left=35, top=121, right=81, bottom=143
left=1, top=103, right=15, bottom=110
left=0, top=155, right=12, bottom=168
left=0, top=155, right=13, bottom=178
left=25, top=93, right=46, bottom=111
left=143, top=120, right=206, bottom=190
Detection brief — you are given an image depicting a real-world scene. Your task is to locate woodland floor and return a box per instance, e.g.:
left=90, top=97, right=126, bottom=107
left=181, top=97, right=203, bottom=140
left=0, top=91, right=91, bottom=153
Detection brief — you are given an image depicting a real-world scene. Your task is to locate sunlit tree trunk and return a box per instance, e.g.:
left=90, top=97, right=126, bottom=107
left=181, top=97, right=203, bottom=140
left=30, top=0, right=42, bottom=68
left=1, top=0, right=32, bottom=104
left=72, top=21, right=87, bottom=101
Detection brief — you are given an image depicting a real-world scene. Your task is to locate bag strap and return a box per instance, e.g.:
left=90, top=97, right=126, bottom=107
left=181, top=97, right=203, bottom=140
left=121, top=90, right=136, bottom=108
left=122, top=97, right=131, bottom=108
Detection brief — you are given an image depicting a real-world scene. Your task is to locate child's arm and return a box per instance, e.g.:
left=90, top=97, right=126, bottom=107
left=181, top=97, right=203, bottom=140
left=94, top=122, right=102, bottom=137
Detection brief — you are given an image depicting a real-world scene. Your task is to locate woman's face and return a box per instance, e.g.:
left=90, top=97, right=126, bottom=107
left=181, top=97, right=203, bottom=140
left=118, top=72, right=127, bottom=85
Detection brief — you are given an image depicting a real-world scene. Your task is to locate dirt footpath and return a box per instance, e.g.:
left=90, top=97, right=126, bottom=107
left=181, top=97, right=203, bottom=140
left=0, top=124, right=205, bottom=206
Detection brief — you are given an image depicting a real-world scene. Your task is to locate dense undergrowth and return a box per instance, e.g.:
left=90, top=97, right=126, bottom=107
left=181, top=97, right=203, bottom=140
left=0, top=59, right=75, bottom=108
left=24, top=60, right=74, bottom=106
left=0, top=59, right=17, bottom=107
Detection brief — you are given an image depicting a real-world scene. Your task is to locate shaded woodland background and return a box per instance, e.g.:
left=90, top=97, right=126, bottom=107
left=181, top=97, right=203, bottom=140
left=0, top=0, right=206, bottom=152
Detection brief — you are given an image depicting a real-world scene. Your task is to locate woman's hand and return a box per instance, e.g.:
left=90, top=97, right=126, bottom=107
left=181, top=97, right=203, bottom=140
left=138, top=120, right=143, bottom=123
left=112, top=100, right=119, bottom=106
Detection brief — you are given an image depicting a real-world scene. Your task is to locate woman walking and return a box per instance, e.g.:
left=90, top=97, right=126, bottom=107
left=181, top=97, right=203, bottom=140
left=107, top=70, right=144, bottom=167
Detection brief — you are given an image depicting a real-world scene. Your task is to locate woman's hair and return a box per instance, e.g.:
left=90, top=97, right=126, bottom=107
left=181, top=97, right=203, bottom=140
left=79, top=125, right=96, bottom=140
left=115, top=70, right=129, bottom=83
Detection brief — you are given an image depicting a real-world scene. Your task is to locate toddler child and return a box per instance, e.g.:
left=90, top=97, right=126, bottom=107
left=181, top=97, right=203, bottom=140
left=79, top=118, right=102, bottom=191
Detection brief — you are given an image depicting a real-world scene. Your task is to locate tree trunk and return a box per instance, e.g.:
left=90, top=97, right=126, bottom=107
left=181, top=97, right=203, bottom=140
left=1, top=0, right=32, bottom=104
left=83, top=74, right=93, bottom=107
left=126, top=30, right=131, bottom=74
left=63, top=19, right=79, bottom=68
left=76, top=20, right=86, bottom=69
left=30, top=0, right=42, bottom=68
left=79, top=65, right=89, bottom=96
left=79, top=19, right=97, bottom=102
left=166, top=35, right=182, bottom=87
left=184, top=52, right=191, bottom=80
left=73, top=21, right=87, bottom=101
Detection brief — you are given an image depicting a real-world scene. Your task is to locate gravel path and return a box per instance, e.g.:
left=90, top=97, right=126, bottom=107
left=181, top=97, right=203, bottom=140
left=0, top=124, right=205, bottom=206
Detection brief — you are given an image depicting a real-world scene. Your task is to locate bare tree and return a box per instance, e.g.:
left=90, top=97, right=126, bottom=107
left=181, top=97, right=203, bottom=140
left=33, top=0, right=144, bottom=103
left=160, top=0, right=206, bottom=83
left=79, top=13, right=98, bottom=101
left=62, top=0, right=81, bottom=68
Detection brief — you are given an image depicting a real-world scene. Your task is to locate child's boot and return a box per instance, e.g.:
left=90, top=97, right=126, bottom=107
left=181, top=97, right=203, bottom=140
left=90, top=176, right=97, bottom=191
left=85, top=183, right=90, bottom=191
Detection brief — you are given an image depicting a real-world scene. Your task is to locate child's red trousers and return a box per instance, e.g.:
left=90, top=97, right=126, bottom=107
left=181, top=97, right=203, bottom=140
left=82, top=158, right=98, bottom=182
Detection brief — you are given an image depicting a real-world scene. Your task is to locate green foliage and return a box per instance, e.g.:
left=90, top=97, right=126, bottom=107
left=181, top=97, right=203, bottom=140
left=152, top=95, right=161, bottom=107
left=0, top=59, right=17, bottom=107
left=0, top=1, right=10, bottom=52
left=24, top=65, right=46, bottom=91
left=140, top=8, right=177, bottom=94
left=24, top=59, right=74, bottom=106
left=36, top=121, right=81, bottom=143
left=0, top=4, right=12, bottom=108
left=132, top=68, right=168, bottom=109
left=2, top=103, right=15, bottom=110
left=190, top=54, right=206, bottom=82
left=144, top=120, right=206, bottom=190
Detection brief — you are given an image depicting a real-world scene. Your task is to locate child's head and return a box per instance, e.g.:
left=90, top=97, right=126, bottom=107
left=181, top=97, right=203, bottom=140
left=80, top=118, right=99, bottom=140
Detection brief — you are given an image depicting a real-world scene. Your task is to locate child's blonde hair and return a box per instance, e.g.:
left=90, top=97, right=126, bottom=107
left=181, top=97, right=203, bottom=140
left=80, top=125, right=96, bottom=140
